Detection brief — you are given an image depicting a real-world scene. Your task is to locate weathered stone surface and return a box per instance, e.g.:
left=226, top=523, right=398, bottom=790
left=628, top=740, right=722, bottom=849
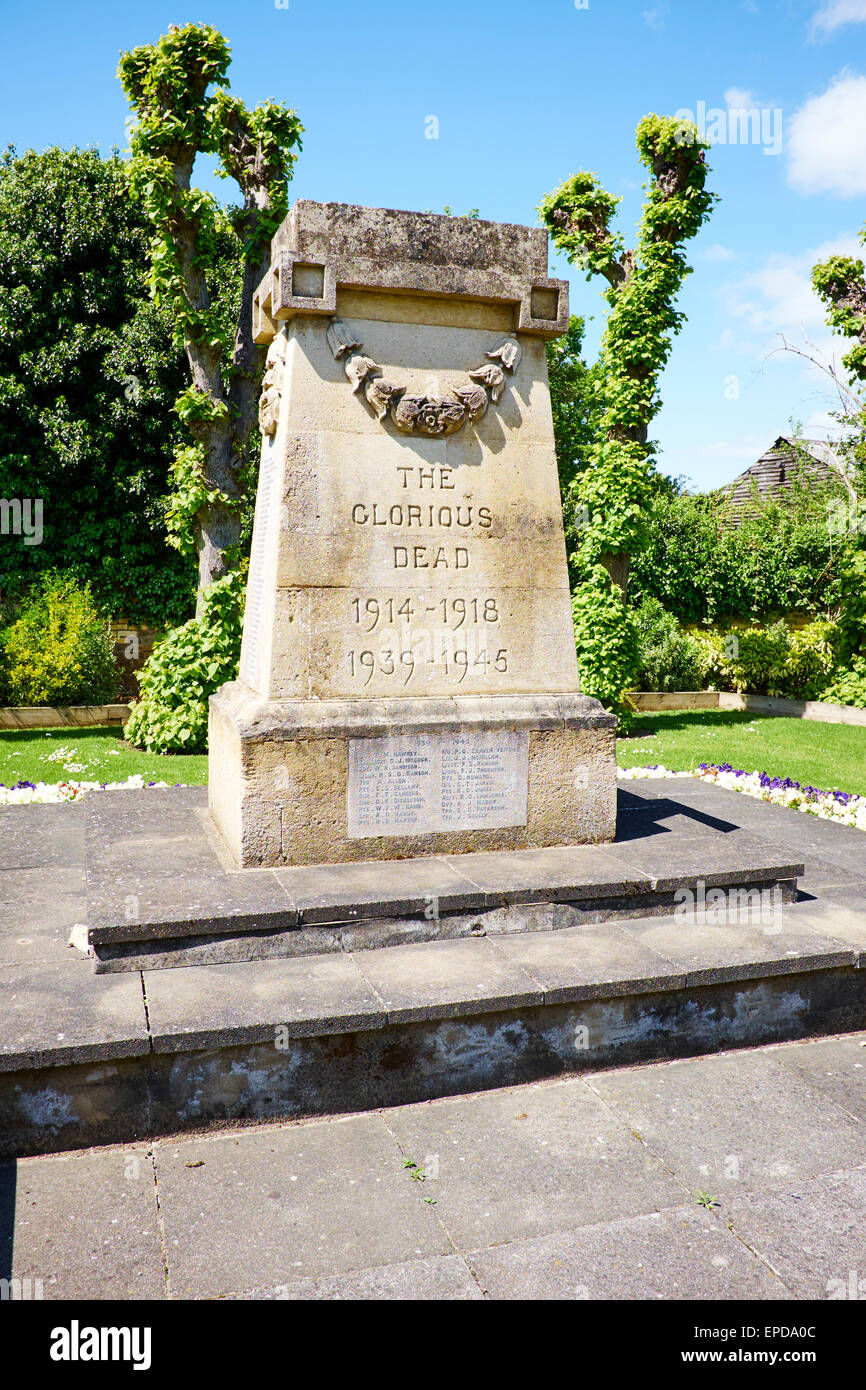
left=237, top=1253, right=484, bottom=1301
left=0, top=802, right=85, bottom=871
left=619, top=908, right=853, bottom=985
left=492, top=920, right=684, bottom=1001
left=211, top=199, right=615, bottom=867
left=152, top=1113, right=450, bottom=1297
left=274, top=855, right=487, bottom=922
left=143, top=953, right=384, bottom=1051
left=467, top=1206, right=786, bottom=1301
left=586, top=1047, right=866, bottom=1191
left=351, top=936, right=542, bottom=1023
left=211, top=688, right=617, bottom=866
left=0, top=959, right=150, bottom=1071
left=719, top=1166, right=866, bottom=1299
left=4, top=1145, right=166, bottom=1300
left=86, top=872, right=296, bottom=944
left=383, top=1078, right=685, bottom=1247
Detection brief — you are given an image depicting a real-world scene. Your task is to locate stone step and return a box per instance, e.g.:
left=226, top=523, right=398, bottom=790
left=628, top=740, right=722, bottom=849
left=3, top=895, right=865, bottom=1160
left=76, top=828, right=803, bottom=972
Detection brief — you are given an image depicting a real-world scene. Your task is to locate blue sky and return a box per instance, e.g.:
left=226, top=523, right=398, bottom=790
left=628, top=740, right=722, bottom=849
left=2, top=0, right=866, bottom=490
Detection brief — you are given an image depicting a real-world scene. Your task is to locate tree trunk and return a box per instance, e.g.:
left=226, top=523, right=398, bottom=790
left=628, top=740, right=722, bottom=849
left=601, top=552, right=630, bottom=595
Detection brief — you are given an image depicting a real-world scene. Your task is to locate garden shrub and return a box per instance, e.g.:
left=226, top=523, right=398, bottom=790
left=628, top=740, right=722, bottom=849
left=786, top=620, right=845, bottom=699
left=689, top=618, right=842, bottom=698
left=1, top=572, right=120, bottom=706
left=125, top=571, right=244, bottom=754
left=633, top=596, right=702, bottom=691
left=819, top=657, right=866, bottom=709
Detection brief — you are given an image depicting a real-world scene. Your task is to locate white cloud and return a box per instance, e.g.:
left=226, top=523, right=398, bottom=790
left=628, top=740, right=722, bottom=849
left=704, top=244, right=736, bottom=262
left=724, top=87, right=758, bottom=109
left=728, top=236, right=860, bottom=336
left=787, top=71, right=866, bottom=196
left=811, top=1, right=866, bottom=38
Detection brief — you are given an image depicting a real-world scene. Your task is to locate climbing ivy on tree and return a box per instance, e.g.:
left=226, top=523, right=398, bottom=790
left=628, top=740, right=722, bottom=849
left=811, top=232, right=866, bottom=651
left=812, top=241, right=866, bottom=385
left=118, top=22, right=303, bottom=604
left=539, top=115, right=716, bottom=707
left=545, top=314, right=605, bottom=567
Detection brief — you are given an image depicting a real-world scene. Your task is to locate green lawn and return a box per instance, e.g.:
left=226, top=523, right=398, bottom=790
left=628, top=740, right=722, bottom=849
left=618, top=710, right=866, bottom=797
left=4, top=711, right=865, bottom=801
left=0, top=726, right=208, bottom=788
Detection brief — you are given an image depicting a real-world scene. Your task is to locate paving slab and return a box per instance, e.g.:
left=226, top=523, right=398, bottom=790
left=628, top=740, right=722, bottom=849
left=602, top=828, right=803, bottom=890
left=351, top=935, right=542, bottom=1023
left=153, top=1113, right=450, bottom=1298
left=618, top=909, right=854, bottom=985
left=434, top=844, right=653, bottom=902
left=720, top=1166, right=866, bottom=1300
left=87, top=871, right=295, bottom=944
left=0, top=876, right=85, bottom=968
left=0, top=802, right=85, bottom=871
left=234, top=1252, right=483, bottom=1301
left=0, top=958, right=150, bottom=1070
left=784, top=900, right=866, bottom=961
left=767, top=1032, right=866, bottom=1121
left=382, top=1077, right=686, bottom=1247
left=0, top=864, right=86, bottom=906
left=584, top=1048, right=866, bottom=1193
left=467, top=1204, right=787, bottom=1300
left=273, top=855, right=487, bottom=922
left=143, top=952, right=386, bottom=1052
left=2, top=1145, right=165, bottom=1299
left=491, top=920, right=684, bottom=1001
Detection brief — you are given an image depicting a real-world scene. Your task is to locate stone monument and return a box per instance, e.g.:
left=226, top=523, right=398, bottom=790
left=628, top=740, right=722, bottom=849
left=209, top=201, right=617, bottom=867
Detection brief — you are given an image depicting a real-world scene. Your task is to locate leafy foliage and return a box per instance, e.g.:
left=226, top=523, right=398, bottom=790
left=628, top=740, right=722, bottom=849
left=125, top=570, right=243, bottom=753
left=629, top=483, right=853, bottom=625
left=688, top=618, right=842, bottom=699
left=0, top=145, right=195, bottom=627
left=633, top=596, right=702, bottom=692
left=821, top=657, right=866, bottom=709
left=0, top=572, right=120, bottom=706
left=540, top=115, right=716, bottom=708
left=546, top=315, right=605, bottom=558
left=811, top=250, right=866, bottom=383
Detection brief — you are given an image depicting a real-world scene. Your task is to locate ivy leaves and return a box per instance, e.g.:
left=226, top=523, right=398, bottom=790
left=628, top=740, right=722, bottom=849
left=118, top=22, right=303, bottom=588
left=539, top=115, right=716, bottom=708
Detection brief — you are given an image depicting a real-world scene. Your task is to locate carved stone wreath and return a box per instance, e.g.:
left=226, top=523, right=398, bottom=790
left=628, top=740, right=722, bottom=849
left=326, top=318, right=522, bottom=437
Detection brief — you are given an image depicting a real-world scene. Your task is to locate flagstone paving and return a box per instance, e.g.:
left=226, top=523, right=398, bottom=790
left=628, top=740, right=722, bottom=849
left=2, top=1030, right=864, bottom=1300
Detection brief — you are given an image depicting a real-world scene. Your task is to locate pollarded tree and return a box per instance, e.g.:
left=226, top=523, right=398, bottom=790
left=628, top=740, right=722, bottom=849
left=812, top=240, right=866, bottom=385
left=812, top=237, right=866, bottom=482
left=118, top=23, right=303, bottom=603
left=538, top=115, right=715, bottom=706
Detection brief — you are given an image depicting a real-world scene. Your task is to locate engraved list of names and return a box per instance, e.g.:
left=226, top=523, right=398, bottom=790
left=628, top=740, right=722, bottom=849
left=347, top=730, right=529, bottom=838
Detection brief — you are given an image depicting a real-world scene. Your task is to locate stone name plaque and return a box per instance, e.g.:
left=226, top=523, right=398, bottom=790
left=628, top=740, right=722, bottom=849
left=347, top=729, right=529, bottom=838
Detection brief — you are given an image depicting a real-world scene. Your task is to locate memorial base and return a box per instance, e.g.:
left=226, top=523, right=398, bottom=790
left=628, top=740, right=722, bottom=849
left=209, top=682, right=617, bottom=868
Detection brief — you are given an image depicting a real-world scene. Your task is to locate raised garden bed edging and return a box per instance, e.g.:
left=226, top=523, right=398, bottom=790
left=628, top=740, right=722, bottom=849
left=630, top=691, right=866, bottom=727
left=0, top=704, right=131, bottom=730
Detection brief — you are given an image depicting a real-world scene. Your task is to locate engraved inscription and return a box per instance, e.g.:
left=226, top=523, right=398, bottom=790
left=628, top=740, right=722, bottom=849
left=347, top=730, right=529, bottom=838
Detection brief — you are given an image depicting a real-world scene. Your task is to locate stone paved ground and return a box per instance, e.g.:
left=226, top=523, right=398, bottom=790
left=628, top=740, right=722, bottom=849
left=3, top=1030, right=865, bottom=1300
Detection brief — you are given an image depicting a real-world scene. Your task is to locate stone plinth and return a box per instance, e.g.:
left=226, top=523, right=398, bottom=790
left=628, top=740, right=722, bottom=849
left=210, top=200, right=617, bottom=867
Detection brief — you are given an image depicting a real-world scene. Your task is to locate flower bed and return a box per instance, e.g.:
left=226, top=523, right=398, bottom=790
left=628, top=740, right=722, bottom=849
left=619, top=762, right=866, bottom=830
left=0, top=775, right=175, bottom=805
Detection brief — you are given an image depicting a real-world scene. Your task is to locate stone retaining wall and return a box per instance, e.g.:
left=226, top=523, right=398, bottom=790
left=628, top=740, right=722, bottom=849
left=631, top=691, right=866, bottom=726
left=0, top=704, right=131, bottom=730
